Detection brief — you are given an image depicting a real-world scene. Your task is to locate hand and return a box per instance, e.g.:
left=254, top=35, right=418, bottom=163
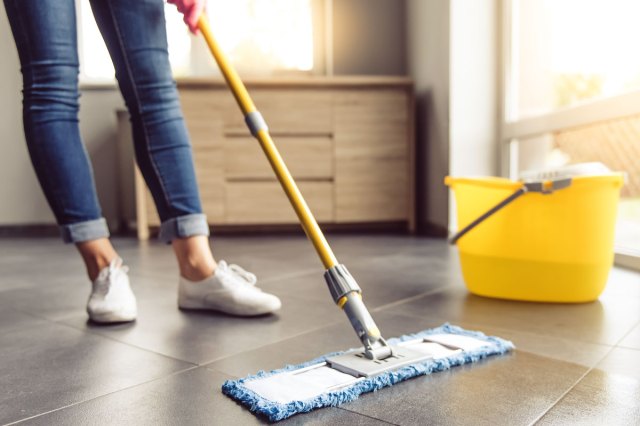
left=168, top=0, right=205, bottom=34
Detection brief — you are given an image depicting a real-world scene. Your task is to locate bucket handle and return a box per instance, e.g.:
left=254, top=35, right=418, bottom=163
left=449, top=178, right=572, bottom=245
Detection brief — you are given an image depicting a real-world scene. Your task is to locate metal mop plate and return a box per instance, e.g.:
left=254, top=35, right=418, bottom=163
left=326, top=345, right=432, bottom=378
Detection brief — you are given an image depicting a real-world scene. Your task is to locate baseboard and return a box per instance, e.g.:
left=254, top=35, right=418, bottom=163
left=615, top=250, right=640, bottom=271
left=0, top=224, right=60, bottom=238
left=141, top=221, right=413, bottom=239
left=415, top=221, right=448, bottom=238
left=0, top=221, right=420, bottom=239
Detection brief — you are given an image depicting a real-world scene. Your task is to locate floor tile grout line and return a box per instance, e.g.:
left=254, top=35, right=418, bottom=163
left=0, top=309, right=59, bottom=339
left=4, top=365, right=201, bottom=426
left=256, top=248, right=429, bottom=287
left=258, top=267, right=322, bottom=285
left=370, top=286, right=448, bottom=313
left=336, top=407, right=400, bottom=425
left=380, top=298, right=637, bottom=425
left=200, top=292, right=456, bottom=373
left=611, top=318, right=640, bottom=351
left=256, top=240, right=445, bottom=281
left=527, top=317, right=640, bottom=426
left=387, top=305, right=634, bottom=350
left=527, top=344, right=618, bottom=426
left=47, top=317, right=198, bottom=366
left=199, top=317, right=347, bottom=367
left=10, top=282, right=444, bottom=371
left=197, top=280, right=447, bottom=367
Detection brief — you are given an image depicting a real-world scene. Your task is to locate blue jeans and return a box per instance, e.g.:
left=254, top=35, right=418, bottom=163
left=3, top=0, right=209, bottom=243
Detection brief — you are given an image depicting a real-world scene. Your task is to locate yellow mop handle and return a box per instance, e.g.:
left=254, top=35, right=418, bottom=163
left=197, top=16, right=338, bottom=269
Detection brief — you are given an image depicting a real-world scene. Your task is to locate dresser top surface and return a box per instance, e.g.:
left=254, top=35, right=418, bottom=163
left=175, top=75, right=413, bottom=89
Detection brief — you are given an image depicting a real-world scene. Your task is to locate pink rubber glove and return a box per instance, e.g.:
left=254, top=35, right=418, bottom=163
left=168, top=0, right=205, bottom=34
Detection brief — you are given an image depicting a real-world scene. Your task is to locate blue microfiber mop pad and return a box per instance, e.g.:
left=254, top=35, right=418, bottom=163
left=222, top=324, right=515, bottom=422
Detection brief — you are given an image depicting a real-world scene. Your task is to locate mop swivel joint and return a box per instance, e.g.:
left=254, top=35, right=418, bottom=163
left=324, top=263, right=361, bottom=301
left=324, top=265, right=393, bottom=360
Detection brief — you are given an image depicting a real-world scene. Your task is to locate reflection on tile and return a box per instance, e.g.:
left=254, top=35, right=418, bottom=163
left=22, top=367, right=388, bottom=426
left=329, top=235, right=453, bottom=261
left=600, top=267, right=640, bottom=301
left=116, top=236, right=322, bottom=285
left=0, top=238, right=83, bottom=280
left=0, top=309, right=48, bottom=336
left=385, top=285, right=640, bottom=346
left=0, top=322, right=191, bottom=425
left=0, top=281, right=90, bottom=322
left=59, top=293, right=343, bottom=365
left=0, top=272, right=174, bottom=323
left=451, top=321, right=612, bottom=368
left=206, top=311, right=447, bottom=378
left=343, top=352, right=587, bottom=425
left=279, top=407, right=393, bottom=425
left=260, top=252, right=458, bottom=310
left=256, top=266, right=444, bottom=312
left=619, top=322, right=640, bottom=350
left=332, top=350, right=586, bottom=426
left=595, top=347, right=640, bottom=380
left=537, top=369, right=640, bottom=426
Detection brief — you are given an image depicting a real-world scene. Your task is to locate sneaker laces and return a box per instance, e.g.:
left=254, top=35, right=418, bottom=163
left=227, top=263, right=257, bottom=286
left=95, top=257, right=129, bottom=296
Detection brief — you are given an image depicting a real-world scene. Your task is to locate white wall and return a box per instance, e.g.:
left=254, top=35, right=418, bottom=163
left=407, top=0, right=499, bottom=235
left=407, top=0, right=451, bottom=234
left=449, top=0, right=499, bottom=231
left=449, top=0, right=499, bottom=177
left=333, top=0, right=407, bottom=75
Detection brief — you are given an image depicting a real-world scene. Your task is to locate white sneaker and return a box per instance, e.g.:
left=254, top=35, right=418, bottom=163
left=87, top=258, right=137, bottom=323
left=178, top=261, right=281, bottom=316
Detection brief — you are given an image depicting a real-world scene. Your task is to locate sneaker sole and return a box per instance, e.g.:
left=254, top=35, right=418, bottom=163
left=178, top=298, right=280, bottom=317
left=89, top=311, right=137, bottom=324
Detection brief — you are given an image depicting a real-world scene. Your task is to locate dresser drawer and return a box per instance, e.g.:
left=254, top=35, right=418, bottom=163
left=225, top=181, right=334, bottom=224
left=222, top=89, right=333, bottom=135
left=224, top=136, right=333, bottom=180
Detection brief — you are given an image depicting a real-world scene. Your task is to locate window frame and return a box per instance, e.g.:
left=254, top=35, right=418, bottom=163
left=498, top=0, right=640, bottom=270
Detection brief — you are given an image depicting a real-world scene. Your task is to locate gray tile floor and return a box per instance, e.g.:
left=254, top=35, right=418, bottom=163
left=1, top=235, right=639, bottom=425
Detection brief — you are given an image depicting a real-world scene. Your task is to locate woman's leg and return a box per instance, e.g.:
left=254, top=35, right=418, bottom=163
left=77, top=239, right=118, bottom=281
left=87, top=0, right=280, bottom=315
left=3, top=0, right=119, bottom=280
left=172, top=236, right=216, bottom=281
left=88, top=0, right=215, bottom=279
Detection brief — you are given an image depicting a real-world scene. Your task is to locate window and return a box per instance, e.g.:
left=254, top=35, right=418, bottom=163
left=510, top=0, right=640, bottom=120
left=206, top=0, right=314, bottom=75
left=78, top=2, right=191, bottom=82
left=78, top=0, right=318, bottom=83
left=502, top=0, right=640, bottom=267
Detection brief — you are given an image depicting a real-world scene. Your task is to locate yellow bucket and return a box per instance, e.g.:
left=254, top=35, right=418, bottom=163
left=445, top=174, right=624, bottom=303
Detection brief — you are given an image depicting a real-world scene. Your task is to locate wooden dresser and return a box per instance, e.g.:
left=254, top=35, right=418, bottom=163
left=118, top=77, right=415, bottom=239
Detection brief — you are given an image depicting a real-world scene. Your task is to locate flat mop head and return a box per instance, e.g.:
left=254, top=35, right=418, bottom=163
left=222, top=324, right=514, bottom=422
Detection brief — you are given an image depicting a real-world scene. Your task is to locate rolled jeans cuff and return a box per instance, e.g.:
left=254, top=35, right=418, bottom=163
left=61, top=218, right=110, bottom=244
left=158, top=213, right=210, bottom=244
